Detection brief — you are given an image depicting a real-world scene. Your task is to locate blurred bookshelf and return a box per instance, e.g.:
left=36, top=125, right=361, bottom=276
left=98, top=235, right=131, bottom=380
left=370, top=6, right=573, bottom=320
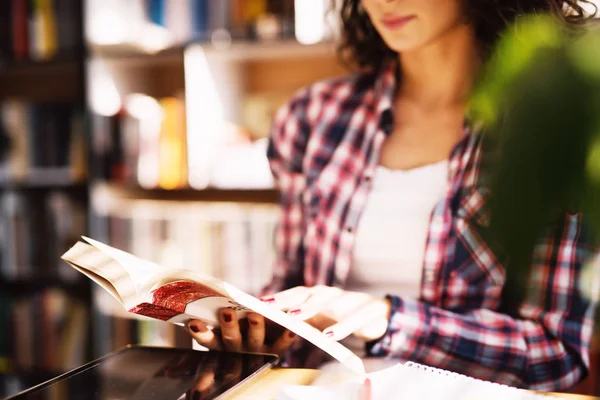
left=0, top=0, right=92, bottom=397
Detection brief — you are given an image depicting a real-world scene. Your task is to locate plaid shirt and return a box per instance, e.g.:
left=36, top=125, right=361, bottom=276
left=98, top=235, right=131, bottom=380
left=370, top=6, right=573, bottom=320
left=265, top=60, right=596, bottom=391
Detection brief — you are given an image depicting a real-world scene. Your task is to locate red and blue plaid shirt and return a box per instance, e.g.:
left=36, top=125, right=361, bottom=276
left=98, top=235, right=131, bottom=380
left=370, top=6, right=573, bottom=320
left=265, top=60, right=596, bottom=391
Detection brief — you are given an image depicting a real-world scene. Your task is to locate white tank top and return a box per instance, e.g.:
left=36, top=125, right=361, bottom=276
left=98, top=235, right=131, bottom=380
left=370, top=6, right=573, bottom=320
left=345, top=160, right=450, bottom=300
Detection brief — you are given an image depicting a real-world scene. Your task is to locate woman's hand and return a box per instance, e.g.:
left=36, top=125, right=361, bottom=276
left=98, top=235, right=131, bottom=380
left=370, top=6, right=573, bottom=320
left=263, top=286, right=392, bottom=342
left=186, top=309, right=297, bottom=356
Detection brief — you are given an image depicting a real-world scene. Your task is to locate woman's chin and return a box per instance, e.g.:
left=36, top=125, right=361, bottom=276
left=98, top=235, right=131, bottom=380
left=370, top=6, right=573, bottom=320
left=382, top=37, right=428, bottom=55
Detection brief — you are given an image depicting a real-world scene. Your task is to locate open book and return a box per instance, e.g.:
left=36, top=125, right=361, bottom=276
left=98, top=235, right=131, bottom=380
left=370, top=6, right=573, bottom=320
left=61, top=237, right=365, bottom=375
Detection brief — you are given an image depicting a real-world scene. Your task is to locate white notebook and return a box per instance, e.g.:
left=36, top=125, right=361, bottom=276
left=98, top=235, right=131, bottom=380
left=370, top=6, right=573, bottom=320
left=278, top=362, right=551, bottom=400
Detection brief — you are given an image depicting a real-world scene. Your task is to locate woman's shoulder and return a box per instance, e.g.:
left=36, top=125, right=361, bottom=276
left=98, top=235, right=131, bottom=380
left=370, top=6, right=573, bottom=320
left=277, top=69, right=380, bottom=125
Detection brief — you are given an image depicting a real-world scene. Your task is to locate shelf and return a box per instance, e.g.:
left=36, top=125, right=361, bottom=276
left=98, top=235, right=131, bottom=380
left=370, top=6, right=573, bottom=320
left=0, top=56, right=82, bottom=76
left=89, top=39, right=336, bottom=65
left=91, top=182, right=279, bottom=218
left=0, top=57, right=83, bottom=101
left=93, top=182, right=278, bottom=203
left=0, top=279, right=89, bottom=296
left=88, top=44, right=185, bottom=67
left=0, top=167, right=87, bottom=189
left=198, top=39, right=337, bottom=62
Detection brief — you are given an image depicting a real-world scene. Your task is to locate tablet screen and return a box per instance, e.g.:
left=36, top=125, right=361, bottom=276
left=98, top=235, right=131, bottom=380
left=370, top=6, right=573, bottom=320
left=8, top=346, right=278, bottom=400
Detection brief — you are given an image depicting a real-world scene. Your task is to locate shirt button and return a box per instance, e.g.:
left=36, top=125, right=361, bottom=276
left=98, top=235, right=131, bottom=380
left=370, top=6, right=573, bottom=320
left=346, top=226, right=353, bottom=234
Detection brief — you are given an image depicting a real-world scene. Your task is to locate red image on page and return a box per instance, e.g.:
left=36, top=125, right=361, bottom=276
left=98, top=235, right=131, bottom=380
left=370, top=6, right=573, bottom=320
left=129, top=281, right=223, bottom=321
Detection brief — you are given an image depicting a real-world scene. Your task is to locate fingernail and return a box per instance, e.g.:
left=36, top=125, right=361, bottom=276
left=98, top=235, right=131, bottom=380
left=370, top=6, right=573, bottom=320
left=190, top=323, right=207, bottom=333
left=325, top=331, right=334, bottom=338
left=249, top=319, right=258, bottom=326
left=289, top=309, right=301, bottom=316
left=262, top=297, right=275, bottom=303
left=288, top=331, right=296, bottom=339
left=222, top=311, right=232, bottom=323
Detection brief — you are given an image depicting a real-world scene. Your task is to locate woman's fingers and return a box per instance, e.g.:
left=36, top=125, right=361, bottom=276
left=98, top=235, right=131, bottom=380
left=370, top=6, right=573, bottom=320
left=261, top=286, right=311, bottom=311
left=270, top=330, right=298, bottom=356
left=246, top=313, right=266, bottom=353
left=187, top=320, right=222, bottom=351
left=219, top=309, right=243, bottom=352
left=288, top=286, right=344, bottom=321
left=322, top=299, right=391, bottom=342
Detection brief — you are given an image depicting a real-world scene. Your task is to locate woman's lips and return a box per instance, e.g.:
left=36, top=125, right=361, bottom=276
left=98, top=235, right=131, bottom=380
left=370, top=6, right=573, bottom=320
left=381, top=15, right=415, bottom=30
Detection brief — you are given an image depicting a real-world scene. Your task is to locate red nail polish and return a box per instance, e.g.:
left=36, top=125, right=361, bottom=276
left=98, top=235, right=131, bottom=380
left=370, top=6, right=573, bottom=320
left=325, top=331, right=334, bottom=338
left=249, top=319, right=258, bottom=326
left=289, top=309, right=301, bottom=316
left=288, top=331, right=296, bottom=339
left=190, top=325, right=200, bottom=333
left=223, top=312, right=232, bottom=323
left=262, top=297, right=275, bottom=303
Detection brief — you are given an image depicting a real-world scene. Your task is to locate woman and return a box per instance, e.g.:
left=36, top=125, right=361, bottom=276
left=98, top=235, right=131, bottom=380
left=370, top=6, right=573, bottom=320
left=187, top=0, right=597, bottom=391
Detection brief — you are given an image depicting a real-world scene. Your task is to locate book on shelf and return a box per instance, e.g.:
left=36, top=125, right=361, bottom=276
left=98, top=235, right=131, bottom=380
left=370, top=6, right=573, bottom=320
left=0, top=100, right=87, bottom=184
left=61, top=236, right=365, bottom=375
left=86, top=0, right=299, bottom=48
left=0, top=0, right=82, bottom=64
left=102, top=207, right=277, bottom=298
left=93, top=90, right=279, bottom=190
left=0, top=288, right=89, bottom=374
left=0, top=190, right=86, bottom=281
left=93, top=94, right=187, bottom=190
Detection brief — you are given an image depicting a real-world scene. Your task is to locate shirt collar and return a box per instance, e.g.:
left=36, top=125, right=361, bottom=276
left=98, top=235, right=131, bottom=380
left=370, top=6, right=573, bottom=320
left=373, top=58, right=398, bottom=121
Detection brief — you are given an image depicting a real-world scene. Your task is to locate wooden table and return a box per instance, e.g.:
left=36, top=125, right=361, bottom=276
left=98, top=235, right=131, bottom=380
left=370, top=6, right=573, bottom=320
left=226, top=368, right=600, bottom=400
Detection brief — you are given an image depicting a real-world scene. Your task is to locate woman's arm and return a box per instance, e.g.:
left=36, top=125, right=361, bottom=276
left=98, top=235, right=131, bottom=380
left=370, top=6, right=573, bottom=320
left=367, top=213, right=596, bottom=392
left=262, top=90, right=311, bottom=295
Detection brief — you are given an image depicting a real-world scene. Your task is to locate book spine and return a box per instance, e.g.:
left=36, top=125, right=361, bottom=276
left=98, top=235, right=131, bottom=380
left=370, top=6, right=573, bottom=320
left=54, top=0, right=80, bottom=55
left=0, top=294, right=12, bottom=373
left=208, top=0, right=230, bottom=34
left=157, top=97, right=187, bottom=190
left=147, top=0, right=165, bottom=27
left=190, top=0, right=209, bottom=39
left=36, top=0, right=58, bottom=61
left=11, top=0, right=28, bottom=62
left=164, top=0, right=192, bottom=44
left=0, top=1, right=13, bottom=66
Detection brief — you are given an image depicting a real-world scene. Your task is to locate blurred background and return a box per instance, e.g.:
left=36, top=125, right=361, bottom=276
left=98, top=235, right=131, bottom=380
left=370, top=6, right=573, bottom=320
left=0, top=0, right=346, bottom=397
left=0, top=0, right=598, bottom=398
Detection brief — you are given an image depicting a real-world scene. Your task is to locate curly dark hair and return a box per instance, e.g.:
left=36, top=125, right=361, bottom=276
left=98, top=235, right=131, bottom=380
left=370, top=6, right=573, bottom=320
left=338, top=0, right=597, bottom=71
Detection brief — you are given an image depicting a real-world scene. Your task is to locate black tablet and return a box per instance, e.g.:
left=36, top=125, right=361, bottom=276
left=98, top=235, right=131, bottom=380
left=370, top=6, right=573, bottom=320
left=6, top=346, right=279, bottom=400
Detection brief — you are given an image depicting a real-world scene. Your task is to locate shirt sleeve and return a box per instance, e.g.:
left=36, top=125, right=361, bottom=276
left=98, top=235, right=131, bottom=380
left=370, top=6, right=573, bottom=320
left=367, top=213, right=597, bottom=392
left=261, top=90, right=311, bottom=295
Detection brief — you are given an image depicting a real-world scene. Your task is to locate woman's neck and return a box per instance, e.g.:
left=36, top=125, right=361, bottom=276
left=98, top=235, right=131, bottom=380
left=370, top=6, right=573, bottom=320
left=397, top=23, right=482, bottom=109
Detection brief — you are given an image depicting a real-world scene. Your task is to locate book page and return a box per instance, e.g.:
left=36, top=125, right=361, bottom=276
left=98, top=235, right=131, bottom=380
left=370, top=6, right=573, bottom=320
left=61, top=241, right=137, bottom=308
left=82, top=236, right=164, bottom=297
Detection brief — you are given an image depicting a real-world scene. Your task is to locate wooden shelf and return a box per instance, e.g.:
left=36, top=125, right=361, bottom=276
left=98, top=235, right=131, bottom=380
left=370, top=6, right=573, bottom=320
left=0, top=56, right=82, bottom=75
left=0, top=57, right=83, bottom=101
left=198, top=39, right=337, bottom=62
left=0, top=278, right=89, bottom=295
left=91, top=182, right=279, bottom=218
left=88, top=44, right=185, bottom=67
left=93, top=182, right=278, bottom=203
left=89, top=39, right=336, bottom=65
